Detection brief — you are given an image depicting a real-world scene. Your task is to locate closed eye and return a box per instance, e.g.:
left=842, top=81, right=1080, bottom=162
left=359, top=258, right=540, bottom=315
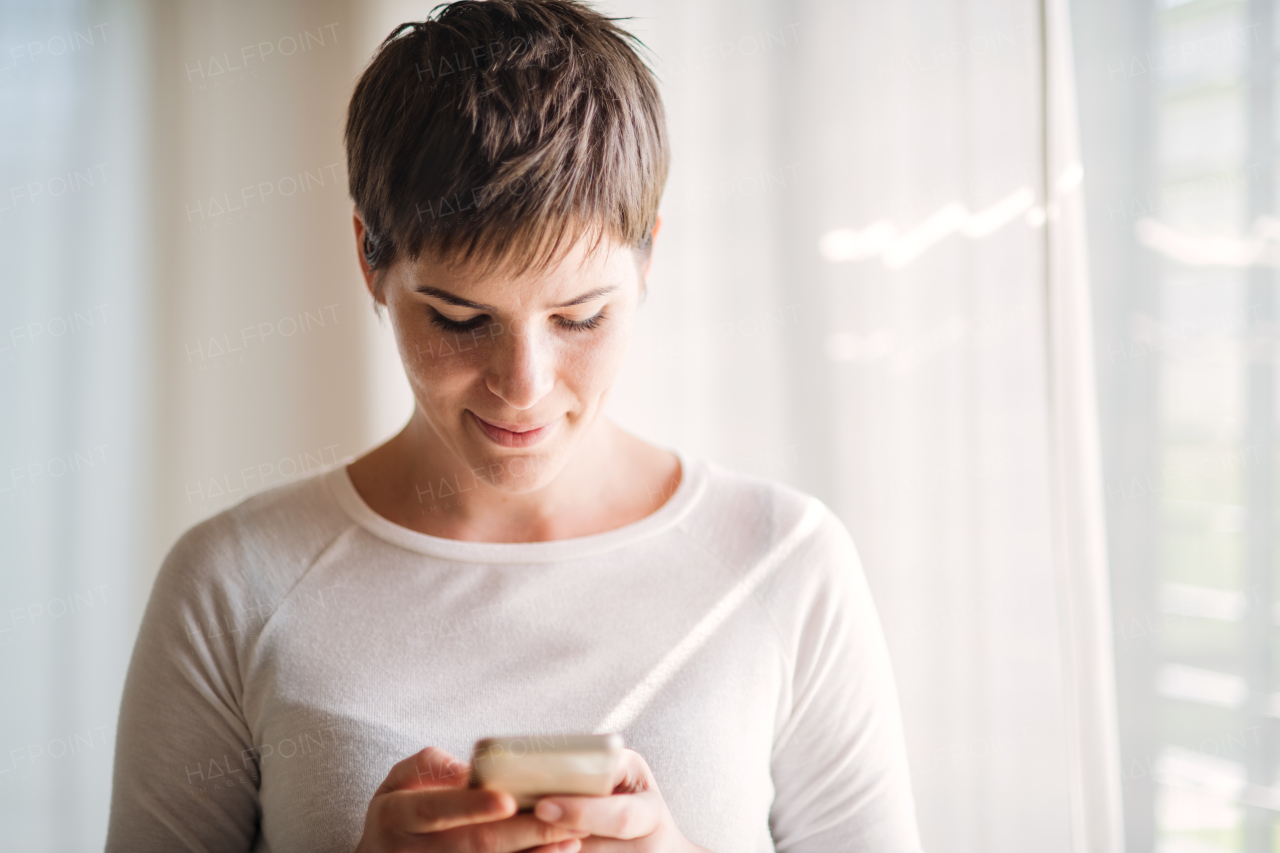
left=428, top=307, right=607, bottom=333
left=429, top=308, right=489, bottom=333
left=556, top=309, right=607, bottom=331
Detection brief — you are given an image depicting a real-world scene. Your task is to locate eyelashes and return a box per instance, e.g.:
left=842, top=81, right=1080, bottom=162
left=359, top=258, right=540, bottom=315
left=556, top=309, right=606, bottom=331
left=428, top=310, right=489, bottom=334
left=427, top=308, right=607, bottom=334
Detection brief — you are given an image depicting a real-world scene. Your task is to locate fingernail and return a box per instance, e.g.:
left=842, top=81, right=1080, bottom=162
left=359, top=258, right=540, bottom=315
left=535, top=800, right=563, bottom=821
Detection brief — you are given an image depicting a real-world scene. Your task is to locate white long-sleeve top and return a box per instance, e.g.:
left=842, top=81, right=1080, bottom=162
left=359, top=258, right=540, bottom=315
left=106, top=452, right=923, bottom=852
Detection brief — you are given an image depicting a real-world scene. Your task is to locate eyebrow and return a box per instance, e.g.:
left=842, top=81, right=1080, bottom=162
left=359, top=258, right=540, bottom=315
left=414, top=284, right=619, bottom=311
left=414, top=286, right=490, bottom=310
left=554, top=285, right=618, bottom=308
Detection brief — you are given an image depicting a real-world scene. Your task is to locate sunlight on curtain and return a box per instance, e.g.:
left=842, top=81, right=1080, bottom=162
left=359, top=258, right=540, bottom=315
left=604, top=0, right=1124, bottom=850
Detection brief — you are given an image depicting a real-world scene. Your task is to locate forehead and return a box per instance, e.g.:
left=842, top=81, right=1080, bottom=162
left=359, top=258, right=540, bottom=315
left=405, top=230, right=639, bottom=306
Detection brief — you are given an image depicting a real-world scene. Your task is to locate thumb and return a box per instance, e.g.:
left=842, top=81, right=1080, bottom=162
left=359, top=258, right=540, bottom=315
left=375, top=746, right=469, bottom=795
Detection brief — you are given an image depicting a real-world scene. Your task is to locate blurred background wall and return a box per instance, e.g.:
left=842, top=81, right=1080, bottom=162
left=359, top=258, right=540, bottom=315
left=0, top=0, right=1188, bottom=850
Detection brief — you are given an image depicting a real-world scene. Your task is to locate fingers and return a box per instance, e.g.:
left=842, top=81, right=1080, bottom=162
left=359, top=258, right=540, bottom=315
left=576, top=839, right=641, bottom=852
left=361, top=748, right=592, bottom=853
left=431, top=813, right=590, bottom=852
left=375, top=786, right=516, bottom=833
left=376, top=747, right=470, bottom=795
left=531, top=748, right=663, bottom=840
left=519, top=839, right=584, bottom=853
left=533, top=790, right=663, bottom=840
left=607, top=748, right=657, bottom=794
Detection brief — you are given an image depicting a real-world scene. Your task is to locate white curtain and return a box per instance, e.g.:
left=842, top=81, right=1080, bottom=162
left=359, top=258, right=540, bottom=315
left=0, top=0, right=1125, bottom=849
left=602, top=0, right=1126, bottom=850
left=1044, top=0, right=1125, bottom=849
left=0, top=0, right=151, bottom=847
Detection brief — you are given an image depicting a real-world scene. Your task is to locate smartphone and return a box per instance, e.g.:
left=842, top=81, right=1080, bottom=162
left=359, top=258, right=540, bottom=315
left=468, top=732, right=624, bottom=810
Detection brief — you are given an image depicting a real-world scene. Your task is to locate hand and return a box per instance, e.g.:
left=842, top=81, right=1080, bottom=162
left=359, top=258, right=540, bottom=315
left=531, top=749, right=712, bottom=852
left=354, top=746, right=591, bottom=853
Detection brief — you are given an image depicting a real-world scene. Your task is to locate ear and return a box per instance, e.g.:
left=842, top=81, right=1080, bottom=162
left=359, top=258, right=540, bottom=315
left=352, top=208, right=383, bottom=305
left=639, top=214, right=662, bottom=296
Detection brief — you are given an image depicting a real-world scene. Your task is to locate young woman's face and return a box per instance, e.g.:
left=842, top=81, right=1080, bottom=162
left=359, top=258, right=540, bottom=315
left=365, top=224, right=646, bottom=492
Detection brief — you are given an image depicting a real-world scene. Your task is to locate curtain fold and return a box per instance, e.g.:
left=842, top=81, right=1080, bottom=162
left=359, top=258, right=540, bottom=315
left=1042, top=0, right=1126, bottom=850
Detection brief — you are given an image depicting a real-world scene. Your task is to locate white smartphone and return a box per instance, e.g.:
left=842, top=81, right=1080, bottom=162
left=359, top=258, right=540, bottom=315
left=468, top=732, right=624, bottom=810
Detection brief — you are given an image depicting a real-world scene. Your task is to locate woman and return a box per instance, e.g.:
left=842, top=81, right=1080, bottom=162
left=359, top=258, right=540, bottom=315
left=106, top=2, right=922, bottom=851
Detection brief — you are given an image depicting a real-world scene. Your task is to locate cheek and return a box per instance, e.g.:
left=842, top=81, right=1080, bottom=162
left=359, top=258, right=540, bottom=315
left=390, top=309, right=489, bottom=392
left=562, top=323, right=632, bottom=392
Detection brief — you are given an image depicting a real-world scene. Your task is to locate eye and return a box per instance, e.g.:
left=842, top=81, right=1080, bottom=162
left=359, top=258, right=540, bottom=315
left=555, top=309, right=607, bottom=332
left=429, top=308, right=489, bottom=333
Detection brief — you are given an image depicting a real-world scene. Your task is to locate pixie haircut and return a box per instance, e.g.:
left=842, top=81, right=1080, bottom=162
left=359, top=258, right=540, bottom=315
left=345, top=0, right=669, bottom=285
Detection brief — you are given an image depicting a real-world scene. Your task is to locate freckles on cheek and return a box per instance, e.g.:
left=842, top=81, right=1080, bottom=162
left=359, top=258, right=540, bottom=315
left=410, top=346, right=482, bottom=386
left=570, top=331, right=629, bottom=388
left=393, top=327, right=475, bottom=398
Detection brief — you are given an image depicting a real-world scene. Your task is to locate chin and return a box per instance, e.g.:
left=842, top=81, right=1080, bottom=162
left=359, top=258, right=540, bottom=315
left=463, top=444, right=566, bottom=493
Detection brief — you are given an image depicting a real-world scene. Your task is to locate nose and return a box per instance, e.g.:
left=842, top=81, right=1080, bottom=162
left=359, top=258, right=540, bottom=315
left=484, top=319, right=555, bottom=410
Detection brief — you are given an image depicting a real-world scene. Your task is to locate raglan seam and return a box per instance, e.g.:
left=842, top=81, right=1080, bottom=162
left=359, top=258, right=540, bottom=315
left=763, top=502, right=844, bottom=759
left=670, top=520, right=799, bottom=695
left=673, top=495, right=826, bottom=754
left=245, top=518, right=361, bottom=670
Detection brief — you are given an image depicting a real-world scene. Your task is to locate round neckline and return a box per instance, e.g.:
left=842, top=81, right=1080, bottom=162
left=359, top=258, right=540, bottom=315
left=324, top=448, right=706, bottom=563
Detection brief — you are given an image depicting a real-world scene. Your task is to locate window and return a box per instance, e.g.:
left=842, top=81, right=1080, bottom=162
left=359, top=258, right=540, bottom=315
left=1075, top=1, right=1280, bottom=850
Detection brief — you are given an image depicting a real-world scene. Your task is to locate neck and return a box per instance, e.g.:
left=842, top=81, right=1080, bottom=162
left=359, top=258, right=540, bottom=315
left=349, top=407, right=678, bottom=542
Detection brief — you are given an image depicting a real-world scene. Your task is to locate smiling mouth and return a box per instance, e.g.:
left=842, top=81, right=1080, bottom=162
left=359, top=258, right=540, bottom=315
left=470, top=412, right=558, bottom=448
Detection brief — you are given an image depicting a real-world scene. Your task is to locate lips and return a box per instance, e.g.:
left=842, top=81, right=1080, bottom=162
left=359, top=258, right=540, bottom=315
left=470, top=411, right=557, bottom=448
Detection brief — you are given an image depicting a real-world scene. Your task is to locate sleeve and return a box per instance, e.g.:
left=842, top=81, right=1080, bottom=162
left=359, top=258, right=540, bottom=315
left=766, top=507, right=924, bottom=853
left=106, top=519, right=263, bottom=852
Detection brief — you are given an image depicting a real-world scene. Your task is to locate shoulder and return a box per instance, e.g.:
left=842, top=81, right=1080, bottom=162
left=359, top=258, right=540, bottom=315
left=685, top=456, right=873, bottom=624
left=685, top=457, right=857, bottom=575
left=684, top=458, right=890, bottom=688
left=152, top=467, right=354, bottom=612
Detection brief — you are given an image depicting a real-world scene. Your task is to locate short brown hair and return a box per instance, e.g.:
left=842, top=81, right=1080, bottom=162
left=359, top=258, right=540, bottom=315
left=345, top=0, right=669, bottom=282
